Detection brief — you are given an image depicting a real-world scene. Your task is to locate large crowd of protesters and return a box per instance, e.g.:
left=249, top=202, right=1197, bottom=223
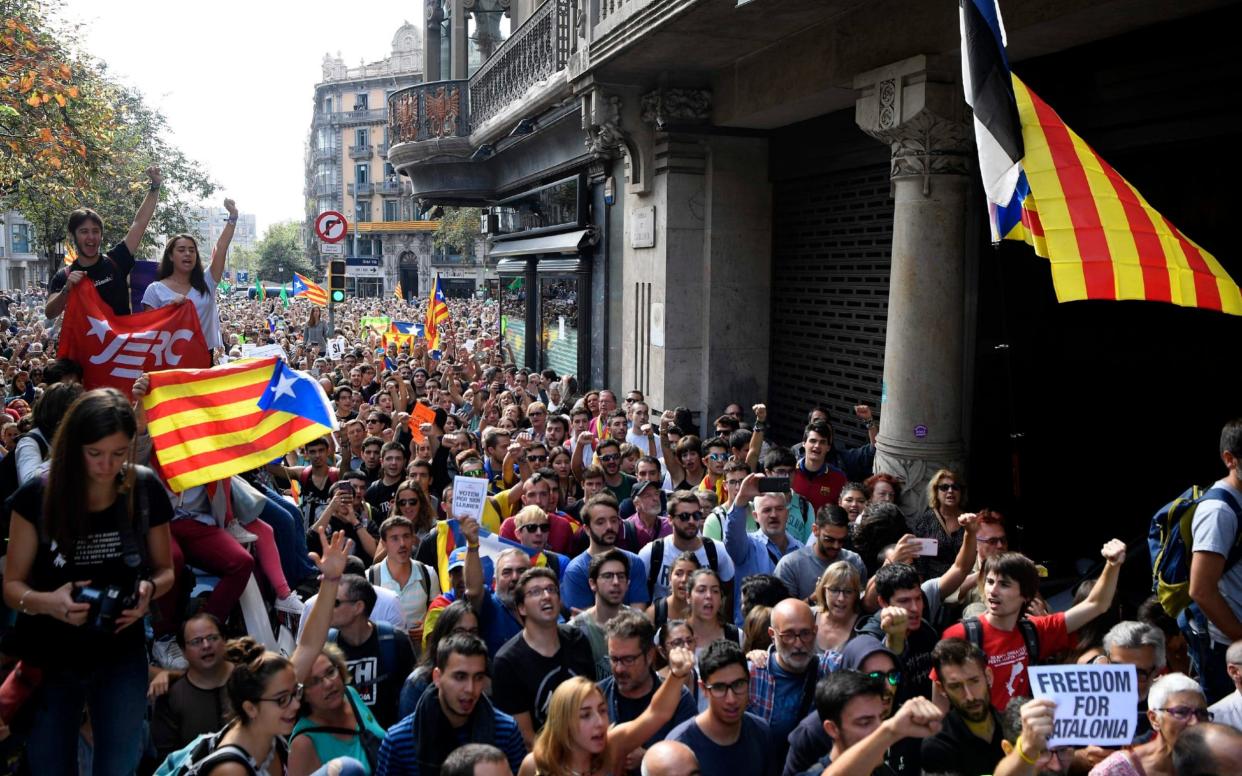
left=0, top=178, right=1240, bottom=776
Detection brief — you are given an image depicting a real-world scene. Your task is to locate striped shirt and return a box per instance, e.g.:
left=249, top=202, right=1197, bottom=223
left=375, top=703, right=525, bottom=776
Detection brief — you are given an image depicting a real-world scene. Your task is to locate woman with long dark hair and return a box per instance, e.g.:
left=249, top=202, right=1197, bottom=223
left=304, top=306, right=330, bottom=352
left=12, top=381, right=82, bottom=487
left=141, top=198, right=238, bottom=352
left=3, top=388, right=175, bottom=774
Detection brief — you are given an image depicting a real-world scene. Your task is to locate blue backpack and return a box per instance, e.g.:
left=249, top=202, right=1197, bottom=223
left=154, top=726, right=285, bottom=776
left=1148, top=486, right=1242, bottom=617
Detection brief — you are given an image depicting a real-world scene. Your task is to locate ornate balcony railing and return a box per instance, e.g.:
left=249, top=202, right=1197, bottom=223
left=379, top=178, right=403, bottom=195
left=348, top=182, right=374, bottom=196
left=469, top=0, right=572, bottom=128
left=348, top=144, right=373, bottom=159
left=313, top=180, right=340, bottom=197
left=388, top=80, right=471, bottom=145
left=312, top=145, right=338, bottom=163
left=319, top=108, right=387, bottom=125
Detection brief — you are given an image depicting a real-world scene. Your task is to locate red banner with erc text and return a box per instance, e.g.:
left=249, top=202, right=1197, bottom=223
left=58, top=280, right=211, bottom=396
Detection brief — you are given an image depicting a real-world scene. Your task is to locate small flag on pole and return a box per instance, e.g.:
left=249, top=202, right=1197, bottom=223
left=255, top=280, right=266, bottom=302
left=291, top=272, right=328, bottom=307
left=394, top=281, right=403, bottom=301
left=425, top=275, right=451, bottom=359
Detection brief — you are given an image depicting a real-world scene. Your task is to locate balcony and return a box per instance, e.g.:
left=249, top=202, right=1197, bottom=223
left=348, top=144, right=373, bottom=159
left=379, top=178, right=403, bottom=195
left=318, top=108, right=387, bottom=126
left=348, top=181, right=374, bottom=196
left=312, top=146, right=338, bottom=163
left=378, top=142, right=389, bottom=157
left=469, top=0, right=572, bottom=129
left=388, top=80, right=470, bottom=146
left=313, top=180, right=340, bottom=197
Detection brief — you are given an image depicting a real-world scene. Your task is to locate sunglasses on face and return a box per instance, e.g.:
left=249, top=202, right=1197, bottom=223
left=706, top=453, right=727, bottom=462
left=599, top=454, right=620, bottom=462
left=461, top=468, right=485, bottom=478
left=936, top=483, right=962, bottom=492
left=527, top=454, right=548, bottom=463
left=520, top=523, right=551, bottom=533
left=1156, top=706, right=1213, bottom=722
left=866, top=669, right=903, bottom=687
left=397, top=499, right=420, bottom=507
left=673, top=511, right=704, bottom=522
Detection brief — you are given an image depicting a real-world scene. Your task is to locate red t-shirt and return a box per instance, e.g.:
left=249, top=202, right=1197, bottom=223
left=941, top=612, right=1074, bottom=711
left=499, top=510, right=578, bottom=555
left=792, top=462, right=847, bottom=512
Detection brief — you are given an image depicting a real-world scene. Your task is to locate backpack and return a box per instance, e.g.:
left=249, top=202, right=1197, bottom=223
left=646, top=536, right=720, bottom=599
left=963, top=616, right=1040, bottom=665
left=1148, top=485, right=1242, bottom=617
left=328, top=619, right=400, bottom=684
left=367, top=561, right=433, bottom=606
left=0, top=431, right=48, bottom=557
left=154, top=725, right=285, bottom=776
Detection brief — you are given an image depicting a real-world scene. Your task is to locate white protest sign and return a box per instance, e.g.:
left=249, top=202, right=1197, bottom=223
left=326, top=336, right=347, bottom=360
left=1029, top=664, right=1138, bottom=747
left=240, top=343, right=288, bottom=361
left=451, top=476, right=489, bottom=524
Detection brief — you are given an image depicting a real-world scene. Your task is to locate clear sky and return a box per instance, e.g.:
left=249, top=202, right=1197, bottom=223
left=66, top=0, right=416, bottom=237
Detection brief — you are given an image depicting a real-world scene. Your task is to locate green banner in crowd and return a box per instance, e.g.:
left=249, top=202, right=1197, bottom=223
left=360, top=316, right=391, bottom=334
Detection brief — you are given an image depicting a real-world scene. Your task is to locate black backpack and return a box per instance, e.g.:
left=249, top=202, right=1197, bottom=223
left=962, top=616, right=1040, bottom=664
left=646, top=537, right=720, bottom=599
left=0, top=431, right=50, bottom=557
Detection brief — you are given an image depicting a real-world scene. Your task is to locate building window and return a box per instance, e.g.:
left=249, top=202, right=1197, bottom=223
left=383, top=200, right=400, bottom=222
left=354, top=93, right=369, bottom=110
left=11, top=224, right=31, bottom=254
left=358, top=237, right=374, bottom=256
left=355, top=128, right=368, bottom=147
left=323, top=96, right=333, bottom=113
left=356, top=201, right=372, bottom=223
left=355, top=163, right=369, bottom=184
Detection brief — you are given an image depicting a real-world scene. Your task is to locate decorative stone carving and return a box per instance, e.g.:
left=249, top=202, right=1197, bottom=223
left=426, top=0, right=443, bottom=23
left=425, top=85, right=462, bottom=138
left=855, top=55, right=971, bottom=194
left=581, top=85, right=650, bottom=194
left=391, top=90, right=419, bottom=145
left=640, top=88, right=712, bottom=131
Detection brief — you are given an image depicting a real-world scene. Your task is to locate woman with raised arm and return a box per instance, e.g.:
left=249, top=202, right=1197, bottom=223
left=142, top=198, right=238, bottom=355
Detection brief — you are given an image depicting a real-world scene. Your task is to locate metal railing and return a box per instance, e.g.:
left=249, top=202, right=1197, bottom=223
left=469, top=0, right=572, bottom=127
left=319, top=108, right=387, bottom=125
left=348, top=144, right=373, bottom=159
left=312, top=146, right=338, bottom=163
left=313, top=180, right=340, bottom=197
left=348, top=182, right=374, bottom=196
left=388, top=80, right=471, bottom=145
left=379, top=178, right=403, bottom=195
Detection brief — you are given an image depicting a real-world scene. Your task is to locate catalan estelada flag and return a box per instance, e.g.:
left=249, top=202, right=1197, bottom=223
left=961, top=0, right=1242, bottom=315
left=425, top=275, right=451, bottom=358
left=384, top=320, right=423, bottom=350
left=291, top=272, right=328, bottom=307
left=143, top=357, right=338, bottom=492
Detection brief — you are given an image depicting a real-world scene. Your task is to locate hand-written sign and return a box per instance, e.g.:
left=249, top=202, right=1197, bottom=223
left=1029, top=664, right=1138, bottom=747
left=451, top=476, right=489, bottom=523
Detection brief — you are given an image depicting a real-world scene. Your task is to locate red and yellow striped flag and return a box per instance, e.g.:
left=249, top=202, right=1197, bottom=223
left=292, top=272, right=329, bottom=307
left=1003, top=76, right=1242, bottom=315
left=143, top=357, right=337, bottom=492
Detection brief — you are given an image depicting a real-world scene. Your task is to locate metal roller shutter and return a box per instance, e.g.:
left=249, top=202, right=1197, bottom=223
left=768, top=165, right=894, bottom=450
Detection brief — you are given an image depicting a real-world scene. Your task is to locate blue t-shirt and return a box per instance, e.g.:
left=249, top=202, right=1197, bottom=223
left=668, top=713, right=769, bottom=776
left=478, top=592, right=523, bottom=656
left=560, top=547, right=650, bottom=610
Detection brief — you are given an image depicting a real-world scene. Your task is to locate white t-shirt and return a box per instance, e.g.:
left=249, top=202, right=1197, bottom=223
left=638, top=535, right=735, bottom=601
left=1190, top=479, right=1242, bottom=645
left=142, top=280, right=222, bottom=349
left=626, top=430, right=663, bottom=460
left=296, top=588, right=405, bottom=641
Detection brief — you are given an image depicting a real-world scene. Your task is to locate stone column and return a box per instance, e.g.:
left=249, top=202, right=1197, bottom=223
left=854, top=55, right=972, bottom=516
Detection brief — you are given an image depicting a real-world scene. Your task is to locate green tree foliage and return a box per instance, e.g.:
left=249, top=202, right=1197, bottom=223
left=432, top=206, right=481, bottom=258
left=0, top=0, right=215, bottom=278
left=256, top=221, right=314, bottom=282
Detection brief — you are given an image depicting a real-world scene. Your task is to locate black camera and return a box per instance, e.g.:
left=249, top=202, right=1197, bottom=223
left=73, top=581, right=138, bottom=632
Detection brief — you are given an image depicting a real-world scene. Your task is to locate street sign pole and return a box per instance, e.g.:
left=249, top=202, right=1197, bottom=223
left=314, top=210, right=349, bottom=343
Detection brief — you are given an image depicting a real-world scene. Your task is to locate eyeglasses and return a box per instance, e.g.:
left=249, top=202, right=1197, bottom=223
left=725, top=479, right=746, bottom=489
left=524, top=585, right=558, bottom=599
left=866, top=669, right=903, bottom=687
left=451, top=626, right=480, bottom=637
left=527, top=411, right=546, bottom=417
left=673, top=511, right=704, bottom=523
left=397, top=498, right=420, bottom=507
left=366, top=418, right=383, bottom=425
left=520, top=523, right=551, bottom=534
left=609, top=653, right=644, bottom=667
left=597, top=571, right=628, bottom=582
left=706, top=453, right=727, bottom=462
left=259, top=684, right=304, bottom=708
left=186, top=634, right=223, bottom=649
left=666, top=637, right=694, bottom=650
left=774, top=629, right=815, bottom=645
left=599, top=454, right=620, bottom=462
left=936, top=483, right=962, bottom=492
left=704, top=678, right=750, bottom=698
left=527, top=454, right=548, bottom=463
left=305, top=667, right=339, bottom=688
left=825, top=587, right=858, bottom=598
left=1156, top=706, right=1213, bottom=722
left=978, top=536, right=1008, bottom=546
left=461, top=469, right=485, bottom=478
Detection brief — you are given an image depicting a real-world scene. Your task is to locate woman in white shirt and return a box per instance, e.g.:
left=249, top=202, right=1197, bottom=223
left=142, top=198, right=237, bottom=354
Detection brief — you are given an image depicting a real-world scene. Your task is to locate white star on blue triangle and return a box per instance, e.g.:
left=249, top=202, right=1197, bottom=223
left=256, top=359, right=334, bottom=428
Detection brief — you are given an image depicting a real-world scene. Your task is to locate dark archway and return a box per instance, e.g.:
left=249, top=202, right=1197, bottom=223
left=399, top=250, right=418, bottom=301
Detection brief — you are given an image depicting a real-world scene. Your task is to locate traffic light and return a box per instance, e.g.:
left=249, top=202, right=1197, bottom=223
left=329, top=260, right=346, bottom=303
